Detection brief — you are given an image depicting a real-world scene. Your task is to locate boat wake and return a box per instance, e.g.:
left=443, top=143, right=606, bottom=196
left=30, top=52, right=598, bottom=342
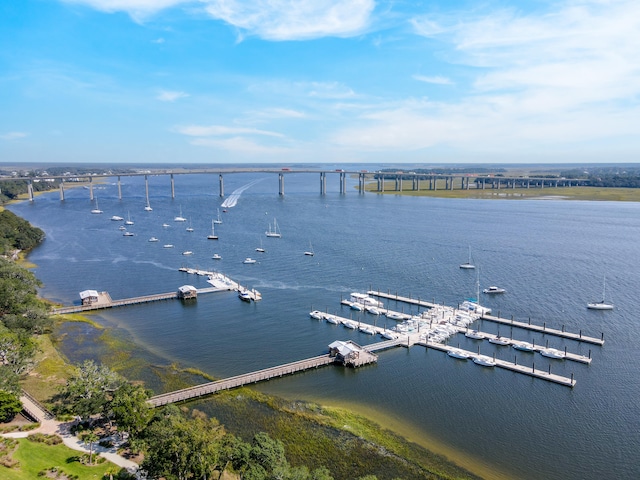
left=220, top=178, right=265, bottom=209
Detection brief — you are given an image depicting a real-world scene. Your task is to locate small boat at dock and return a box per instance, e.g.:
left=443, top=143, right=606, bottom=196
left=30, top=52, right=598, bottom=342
left=540, top=348, right=565, bottom=359
left=489, top=336, right=511, bottom=345
left=512, top=341, right=535, bottom=352
left=473, top=355, right=496, bottom=367
left=465, top=329, right=485, bottom=340
left=309, top=310, right=324, bottom=320
left=238, top=290, right=252, bottom=302
left=447, top=349, right=470, bottom=360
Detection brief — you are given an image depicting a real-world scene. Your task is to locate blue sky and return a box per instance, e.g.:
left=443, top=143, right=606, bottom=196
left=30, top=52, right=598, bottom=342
left=1, top=0, right=639, bottom=164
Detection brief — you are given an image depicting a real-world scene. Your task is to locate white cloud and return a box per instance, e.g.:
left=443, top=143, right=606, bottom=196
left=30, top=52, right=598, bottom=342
left=61, top=0, right=188, bottom=19
left=1, top=132, right=29, bottom=140
left=329, top=0, right=640, bottom=157
left=175, top=124, right=284, bottom=138
left=202, top=0, right=375, bottom=40
left=413, top=75, right=453, bottom=85
left=157, top=90, right=189, bottom=102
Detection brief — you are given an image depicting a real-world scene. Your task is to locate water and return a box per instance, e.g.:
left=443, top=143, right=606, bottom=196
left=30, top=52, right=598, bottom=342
left=8, top=171, right=640, bottom=480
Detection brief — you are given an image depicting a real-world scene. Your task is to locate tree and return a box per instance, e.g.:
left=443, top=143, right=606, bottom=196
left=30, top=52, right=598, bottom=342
left=62, top=360, right=122, bottom=422
left=0, top=330, right=37, bottom=375
left=249, top=432, right=287, bottom=474
left=0, top=390, right=22, bottom=422
left=109, top=382, right=153, bottom=440
left=80, top=429, right=100, bottom=465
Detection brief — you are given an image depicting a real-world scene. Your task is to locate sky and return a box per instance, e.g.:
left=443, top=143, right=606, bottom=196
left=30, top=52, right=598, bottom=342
left=1, top=0, right=639, bottom=165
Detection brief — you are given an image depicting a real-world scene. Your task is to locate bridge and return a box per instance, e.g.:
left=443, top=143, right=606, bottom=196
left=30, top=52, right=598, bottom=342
left=0, top=167, right=587, bottom=202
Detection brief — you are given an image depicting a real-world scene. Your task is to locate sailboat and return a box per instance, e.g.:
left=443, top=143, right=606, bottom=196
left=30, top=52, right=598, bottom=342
left=265, top=218, right=281, bottom=238
left=186, top=218, right=194, bottom=232
left=125, top=211, right=134, bottom=225
left=460, top=245, right=475, bottom=269
left=207, top=220, right=218, bottom=240
left=174, top=206, right=187, bottom=222
left=213, top=208, right=222, bottom=225
left=304, top=241, right=314, bottom=256
left=90, top=198, right=103, bottom=214
left=144, top=198, right=152, bottom=211
left=587, top=276, right=614, bottom=310
left=256, top=238, right=265, bottom=252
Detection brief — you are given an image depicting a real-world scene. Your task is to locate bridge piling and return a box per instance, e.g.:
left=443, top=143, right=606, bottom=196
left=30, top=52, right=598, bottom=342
left=59, top=181, right=65, bottom=201
left=170, top=174, right=175, bottom=198
left=278, top=173, right=284, bottom=196
left=219, top=174, right=224, bottom=197
left=117, top=176, right=122, bottom=199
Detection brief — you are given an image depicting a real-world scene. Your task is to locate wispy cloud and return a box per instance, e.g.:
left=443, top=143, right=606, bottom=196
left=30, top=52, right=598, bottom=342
left=61, top=0, right=188, bottom=20
left=189, top=136, right=292, bottom=155
left=202, top=0, right=375, bottom=40
left=413, top=75, right=453, bottom=85
left=156, top=89, right=189, bottom=102
left=1, top=132, right=29, bottom=140
left=175, top=125, right=284, bottom=138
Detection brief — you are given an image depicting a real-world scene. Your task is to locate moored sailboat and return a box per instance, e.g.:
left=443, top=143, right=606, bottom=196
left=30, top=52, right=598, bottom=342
left=587, top=276, right=614, bottom=310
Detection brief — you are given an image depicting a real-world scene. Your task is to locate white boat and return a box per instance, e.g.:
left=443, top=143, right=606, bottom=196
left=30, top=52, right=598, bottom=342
left=123, top=231, right=134, bottom=236
left=265, top=218, right=281, bottom=238
left=385, top=311, right=405, bottom=321
left=365, top=305, right=381, bottom=315
left=309, top=310, right=324, bottom=320
left=324, top=315, right=339, bottom=325
left=212, top=253, right=222, bottom=260
left=125, top=211, right=134, bottom=225
left=162, top=223, right=170, bottom=228
left=381, top=330, right=398, bottom=340
left=488, top=336, right=511, bottom=345
left=118, top=225, right=126, bottom=231
left=460, top=245, right=475, bottom=269
left=148, top=237, right=159, bottom=242
left=350, top=303, right=363, bottom=311
left=243, top=257, right=256, bottom=264
left=359, top=325, right=376, bottom=335
left=447, top=349, right=470, bottom=360
left=238, top=290, right=252, bottom=302
left=349, top=293, right=383, bottom=307
left=483, top=286, right=506, bottom=294
left=186, top=219, right=194, bottom=232
left=464, top=329, right=485, bottom=340
left=587, top=276, right=614, bottom=310
left=512, top=341, right=535, bottom=352
left=174, top=206, right=187, bottom=222
left=460, top=300, right=491, bottom=315
left=256, top=238, right=265, bottom=252
left=343, top=320, right=357, bottom=329
left=90, top=198, right=103, bottom=214
left=207, top=220, right=218, bottom=240
left=110, top=215, right=124, bottom=221
left=182, top=251, right=193, bottom=255
left=304, top=241, right=314, bottom=256
left=163, top=244, right=174, bottom=248
left=540, top=348, right=565, bottom=359
left=473, top=355, right=496, bottom=367
left=144, top=198, right=152, bottom=211
left=213, top=208, right=222, bottom=224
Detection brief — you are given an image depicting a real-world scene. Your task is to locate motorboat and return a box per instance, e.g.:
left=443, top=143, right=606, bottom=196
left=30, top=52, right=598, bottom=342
left=460, top=300, right=491, bottom=315
left=350, top=303, right=363, bottom=311
left=265, top=218, right=281, bottom=238
left=380, top=330, right=397, bottom=340
left=359, top=325, right=376, bottom=335
left=163, top=244, right=174, bottom=248
left=473, top=355, right=496, bottom=367
left=118, top=225, right=126, bottom=231
left=488, top=336, right=510, bottom=345
left=512, top=341, right=535, bottom=352
left=447, top=349, right=470, bottom=360
left=207, top=220, right=218, bottom=240
left=350, top=293, right=383, bottom=307
left=587, top=276, right=614, bottom=310
left=343, top=321, right=357, bottom=329
left=540, top=348, right=565, bottom=359
left=110, top=215, right=124, bottom=221
left=123, top=231, right=134, bottom=236
left=182, top=251, right=193, bottom=255
left=243, top=257, right=256, bottom=264
left=324, top=315, right=339, bottom=324
left=148, top=237, right=159, bottom=242
left=365, top=305, right=381, bottom=315
left=309, top=310, right=324, bottom=320
left=464, top=329, right=485, bottom=340
left=162, top=223, right=170, bottom=228
left=483, top=286, right=506, bottom=294
left=212, top=253, right=222, bottom=260
left=385, top=311, right=405, bottom=321
left=238, top=290, right=252, bottom=302
left=174, top=206, right=187, bottom=222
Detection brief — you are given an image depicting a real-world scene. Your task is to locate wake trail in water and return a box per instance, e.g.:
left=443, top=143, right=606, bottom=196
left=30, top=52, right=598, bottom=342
left=220, top=178, right=265, bottom=208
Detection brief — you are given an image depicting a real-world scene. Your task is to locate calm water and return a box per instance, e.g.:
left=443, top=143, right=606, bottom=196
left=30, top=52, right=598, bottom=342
left=9, top=171, right=640, bottom=480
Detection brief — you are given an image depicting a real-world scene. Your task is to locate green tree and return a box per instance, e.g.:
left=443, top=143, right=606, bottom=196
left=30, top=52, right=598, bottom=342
left=80, top=429, right=100, bottom=465
left=0, top=390, right=23, bottom=422
left=109, top=382, right=153, bottom=440
left=249, top=432, right=287, bottom=474
left=0, top=330, right=37, bottom=375
left=62, top=360, right=122, bottom=422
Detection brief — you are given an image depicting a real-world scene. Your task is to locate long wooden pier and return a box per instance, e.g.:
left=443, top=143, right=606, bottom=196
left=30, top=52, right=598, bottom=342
left=420, top=342, right=576, bottom=387
left=367, top=289, right=604, bottom=345
left=149, top=355, right=337, bottom=407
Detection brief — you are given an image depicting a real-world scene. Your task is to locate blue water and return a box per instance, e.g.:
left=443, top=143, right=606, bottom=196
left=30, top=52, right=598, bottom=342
left=9, top=171, right=640, bottom=480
